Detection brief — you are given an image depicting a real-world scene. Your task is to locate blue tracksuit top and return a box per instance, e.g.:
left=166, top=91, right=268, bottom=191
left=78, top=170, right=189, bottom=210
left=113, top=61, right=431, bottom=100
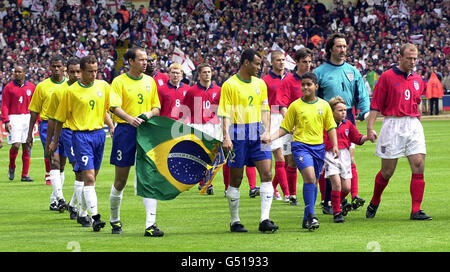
left=314, top=61, right=370, bottom=114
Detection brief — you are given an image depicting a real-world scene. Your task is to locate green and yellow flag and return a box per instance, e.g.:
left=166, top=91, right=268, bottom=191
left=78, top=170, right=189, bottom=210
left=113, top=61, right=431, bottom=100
left=135, top=116, right=225, bottom=200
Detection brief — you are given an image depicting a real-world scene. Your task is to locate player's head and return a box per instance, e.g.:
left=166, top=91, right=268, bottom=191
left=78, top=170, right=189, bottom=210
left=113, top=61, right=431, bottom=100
left=399, top=43, right=418, bottom=74
left=240, top=48, right=262, bottom=77
left=168, top=63, right=183, bottom=85
left=329, top=96, right=347, bottom=122
left=80, top=55, right=98, bottom=85
left=13, top=63, right=26, bottom=84
left=196, top=63, right=212, bottom=84
left=300, top=72, right=319, bottom=99
left=325, top=33, right=347, bottom=64
left=145, top=53, right=158, bottom=75
left=49, top=54, right=66, bottom=80
left=294, top=48, right=313, bottom=75
left=270, top=50, right=285, bottom=72
left=66, top=57, right=81, bottom=84
left=124, top=47, right=147, bottom=75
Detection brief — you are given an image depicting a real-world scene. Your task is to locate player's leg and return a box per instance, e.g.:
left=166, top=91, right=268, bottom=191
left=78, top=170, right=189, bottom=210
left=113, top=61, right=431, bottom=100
left=272, top=148, right=289, bottom=201
left=254, top=158, right=278, bottom=232
left=143, top=197, right=164, bottom=237
left=366, top=158, right=397, bottom=219
left=329, top=174, right=345, bottom=223
left=285, top=153, right=298, bottom=205
left=109, top=166, right=130, bottom=234
left=349, top=146, right=365, bottom=209
left=8, top=142, right=20, bottom=180
left=228, top=166, right=246, bottom=232
left=20, top=143, right=32, bottom=181
left=38, top=121, right=52, bottom=185
left=408, top=153, right=431, bottom=220
left=49, top=151, right=67, bottom=212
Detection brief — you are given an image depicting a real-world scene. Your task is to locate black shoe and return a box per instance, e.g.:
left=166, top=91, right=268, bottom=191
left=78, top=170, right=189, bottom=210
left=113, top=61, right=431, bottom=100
left=366, top=202, right=379, bottom=219
left=305, top=214, right=320, bottom=230
left=258, top=219, right=279, bottom=233
left=8, top=168, right=15, bottom=180
left=341, top=201, right=353, bottom=216
left=92, top=214, right=106, bottom=232
left=49, top=201, right=59, bottom=211
left=206, top=184, right=214, bottom=195
left=145, top=224, right=164, bottom=237
left=249, top=187, right=260, bottom=198
left=57, top=199, right=67, bottom=213
left=289, top=195, right=298, bottom=206
left=230, top=221, right=248, bottom=232
left=77, top=215, right=92, bottom=227
left=21, top=175, right=33, bottom=182
left=351, top=196, right=365, bottom=210
left=410, top=210, right=432, bottom=220
left=333, top=212, right=345, bottom=223
left=111, top=221, right=123, bottom=234
left=68, top=205, right=78, bottom=220
left=322, top=201, right=333, bottom=215
left=302, top=219, right=308, bottom=229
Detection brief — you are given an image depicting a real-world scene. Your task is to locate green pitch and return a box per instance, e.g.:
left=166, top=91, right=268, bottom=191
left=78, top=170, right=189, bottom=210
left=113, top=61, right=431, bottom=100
left=0, top=119, right=449, bottom=252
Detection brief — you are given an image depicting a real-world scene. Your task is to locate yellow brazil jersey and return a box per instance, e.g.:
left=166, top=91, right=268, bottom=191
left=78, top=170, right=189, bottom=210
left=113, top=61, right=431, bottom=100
left=54, top=80, right=110, bottom=131
left=217, top=74, right=269, bottom=124
left=46, top=81, right=72, bottom=129
left=109, top=72, right=160, bottom=123
left=28, top=77, right=67, bottom=120
left=281, top=97, right=336, bottom=145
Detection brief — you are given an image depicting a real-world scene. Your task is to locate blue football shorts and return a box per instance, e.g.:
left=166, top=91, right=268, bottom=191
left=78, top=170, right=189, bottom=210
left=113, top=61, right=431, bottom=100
left=72, top=129, right=105, bottom=171
left=291, top=141, right=325, bottom=179
left=39, top=120, right=63, bottom=158
left=110, top=123, right=137, bottom=167
left=227, top=123, right=272, bottom=168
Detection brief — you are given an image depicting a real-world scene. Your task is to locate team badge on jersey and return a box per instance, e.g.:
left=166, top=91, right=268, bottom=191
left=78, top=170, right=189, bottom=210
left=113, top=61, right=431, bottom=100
left=345, top=128, right=349, bottom=136
left=97, top=91, right=103, bottom=97
left=345, top=71, right=354, bottom=81
left=413, top=81, right=419, bottom=91
left=255, top=88, right=260, bottom=95
left=146, top=85, right=151, bottom=91
left=26, top=89, right=32, bottom=96
left=318, top=108, right=323, bottom=115
left=158, top=79, right=164, bottom=86
left=212, top=92, right=217, bottom=100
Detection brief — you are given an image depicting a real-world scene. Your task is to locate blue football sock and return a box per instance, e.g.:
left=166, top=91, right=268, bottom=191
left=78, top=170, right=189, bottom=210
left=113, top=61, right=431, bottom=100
left=303, top=183, right=316, bottom=218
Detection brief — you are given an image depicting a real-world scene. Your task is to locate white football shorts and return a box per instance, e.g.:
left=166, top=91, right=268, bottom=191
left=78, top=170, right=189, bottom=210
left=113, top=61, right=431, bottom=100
left=375, top=116, right=426, bottom=159
left=6, top=114, right=30, bottom=145
left=324, top=148, right=352, bottom=179
left=270, top=112, right=291, bottom=151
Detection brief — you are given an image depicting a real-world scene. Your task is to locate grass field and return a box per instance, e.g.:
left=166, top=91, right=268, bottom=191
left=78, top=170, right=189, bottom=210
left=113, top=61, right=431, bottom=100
left=0, top=119, right=449, bottom=253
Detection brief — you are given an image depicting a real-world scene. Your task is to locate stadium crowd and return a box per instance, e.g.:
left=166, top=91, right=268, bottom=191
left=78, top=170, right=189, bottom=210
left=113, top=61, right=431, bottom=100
left=0, top=0, right=449, bottom=93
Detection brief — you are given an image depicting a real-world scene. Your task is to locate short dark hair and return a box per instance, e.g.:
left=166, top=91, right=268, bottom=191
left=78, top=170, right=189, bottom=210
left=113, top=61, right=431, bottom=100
left=294, top=48, right=313, bottom=62
left=50, top=54, right=65, bottom=65
left=67, top=57, right=80, bottom=68
left=239, top=48, right=260, bottom=67
left=196, top=63, right=212, bottom=73
left=325, top=33, right=346, bottom=60
left=80, top=55, right=97, bottom=70
left=123, top=47, right=145, bottom=63
left=301, top=72, right=318, bottom=85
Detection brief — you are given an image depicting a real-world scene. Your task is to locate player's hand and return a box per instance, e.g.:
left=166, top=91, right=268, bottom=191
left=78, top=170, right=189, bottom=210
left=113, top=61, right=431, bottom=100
left=47, top=141, right=57, bottom=158
left=332, top=146, right=340, bottom=158
left=5, top=122, right=11, bottom=133
left=260, top=131, right=271, bottom=144
left=367, top=129, right=377, bottom=142
left=357, top=111, right=369, bottom=121
left=129, top=116, right=144, bottom=128
left=26, top=135, right=33, bottom=149
left=222, top=138, right=233, bottom=154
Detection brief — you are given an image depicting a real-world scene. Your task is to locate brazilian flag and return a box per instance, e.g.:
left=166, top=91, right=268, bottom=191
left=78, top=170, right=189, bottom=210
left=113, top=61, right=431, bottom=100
left=366, top=71, right=379, bottom=92
left=135, top=116, right=225, bottom=200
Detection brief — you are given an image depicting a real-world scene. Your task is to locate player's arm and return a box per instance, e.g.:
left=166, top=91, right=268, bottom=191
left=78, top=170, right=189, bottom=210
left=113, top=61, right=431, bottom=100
left=0, top=85, right=11, bottom=131
left=366, top=110, right=379, bottom=142
left=104, top=112, right=115, bottom=137
left=327, top=128, right=339, bottom=158
left=260, top=110, right=271, bottom=144
left=45, top=119, right=56, bottom=157
left=26, top=111, right=39, bottom=148
left=222, top=116, right=233, bottom=154
left=355, top=72, right=371, bottom=120
left=48, top=120, right=63, bottom=158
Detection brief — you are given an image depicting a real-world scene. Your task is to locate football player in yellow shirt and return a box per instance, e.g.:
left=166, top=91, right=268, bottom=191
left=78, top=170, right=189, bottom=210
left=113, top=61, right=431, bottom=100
left=272, top=72, right=339, bottom=231
left=49, top=55, right=114, bottom=232
left=27, top=55, right=66, bottom=187
left=218, top=48, right=277, bottom=233
left=108, top=47, right=161, bottom=236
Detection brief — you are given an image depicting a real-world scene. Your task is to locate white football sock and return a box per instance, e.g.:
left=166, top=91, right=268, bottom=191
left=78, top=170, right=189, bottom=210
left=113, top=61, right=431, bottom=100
left=143, top=197, right=157, bottom=228
left=227, top=186, right=240, bottom=224
left=260, top=181, right=274, bottom=222
left=109, top=184, right=124, bottom=223
left=50, top=169, right=63, bottom=200
left=83, top=185, right=98, bottom=216
left=60, top=171, right=65, bottom=187
left=72, top=180, right=84, bottom=208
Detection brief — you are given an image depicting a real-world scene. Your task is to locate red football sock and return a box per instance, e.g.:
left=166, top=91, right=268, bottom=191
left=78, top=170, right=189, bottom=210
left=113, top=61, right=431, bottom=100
left=286, top=165, right=297, bottom=195
left=223, top=164, right=230, bottom=190
left=371, top=170, right=389, bottom=206
left=410, top=173, right=425, bottom=214
left=351, top=163, right=359, bottom=198
left=22, top=149, right=30, bottom=177
left=274, top=161, right=289, bottom=196
left=331, top=190, right=341, bottom=214
left=9, top=147, right=18, bottom=169
left=318, top=172, right=326, bottom=201
left=246, top=166, right=256, bottom=189
left=44, top=157, right=51, bottom=173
